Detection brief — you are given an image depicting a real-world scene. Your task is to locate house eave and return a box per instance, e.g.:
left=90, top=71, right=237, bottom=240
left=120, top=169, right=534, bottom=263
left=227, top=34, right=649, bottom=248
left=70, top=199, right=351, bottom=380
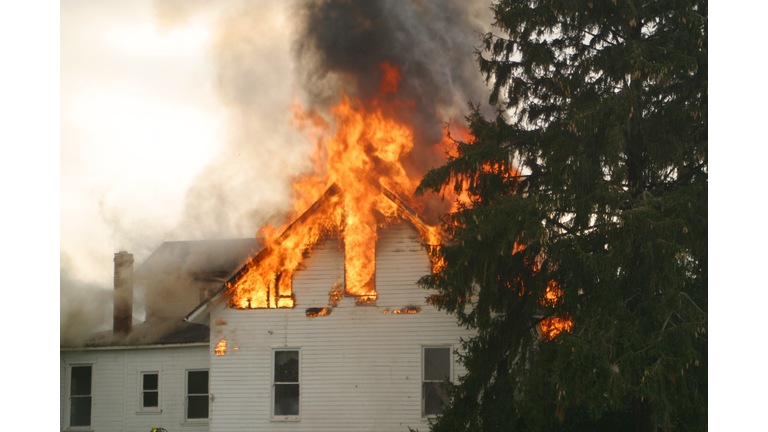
left=61, top=342, right=210, bottom=352
left=185, top=285, right=227, bottom=324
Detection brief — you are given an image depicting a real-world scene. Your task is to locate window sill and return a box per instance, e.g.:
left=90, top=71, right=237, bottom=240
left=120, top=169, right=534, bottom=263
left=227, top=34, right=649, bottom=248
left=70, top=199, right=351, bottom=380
left=270, top=416, right=301, bottom=422
left=136, top=410, right=162, bottom=415
left=180, top=421, right=209, bottom=427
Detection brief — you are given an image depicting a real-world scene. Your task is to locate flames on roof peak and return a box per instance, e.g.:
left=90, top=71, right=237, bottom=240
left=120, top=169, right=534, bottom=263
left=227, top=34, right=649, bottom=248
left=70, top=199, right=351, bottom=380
left=226, top=62, right=454, bottom=309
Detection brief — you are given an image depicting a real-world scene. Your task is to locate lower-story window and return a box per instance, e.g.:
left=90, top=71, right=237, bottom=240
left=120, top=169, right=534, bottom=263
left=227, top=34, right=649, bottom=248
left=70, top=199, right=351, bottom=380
left=69, top=365, right=92, bottom=427
left=141, top=372, right=159, bottom=410
left=423, top=346, right=451, bottom=417
left=186, top=370, right=209, bottom=420
left=273, top=349, right=300, bottom=417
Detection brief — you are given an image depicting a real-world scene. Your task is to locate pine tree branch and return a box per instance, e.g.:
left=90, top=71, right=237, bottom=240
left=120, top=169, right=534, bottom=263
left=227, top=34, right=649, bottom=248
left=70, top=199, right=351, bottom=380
left=679, top=292, right=706, bottom=316
left=656, top=312, right=673, bottom=341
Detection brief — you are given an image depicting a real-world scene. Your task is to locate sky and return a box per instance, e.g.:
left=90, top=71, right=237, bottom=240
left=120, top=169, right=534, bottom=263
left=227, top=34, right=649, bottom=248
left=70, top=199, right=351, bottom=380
left=61, top=1, right=305, bottom=288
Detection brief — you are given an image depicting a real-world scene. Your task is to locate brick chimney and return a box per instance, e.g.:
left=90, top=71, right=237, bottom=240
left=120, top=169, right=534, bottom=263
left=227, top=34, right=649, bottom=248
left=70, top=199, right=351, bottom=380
left=113, top=251, right=134, bottom=334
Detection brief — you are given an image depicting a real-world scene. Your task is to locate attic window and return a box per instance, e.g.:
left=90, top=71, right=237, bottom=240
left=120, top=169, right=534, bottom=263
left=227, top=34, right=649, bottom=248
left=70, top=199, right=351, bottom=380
left=228, top=271, right=295, bottom=309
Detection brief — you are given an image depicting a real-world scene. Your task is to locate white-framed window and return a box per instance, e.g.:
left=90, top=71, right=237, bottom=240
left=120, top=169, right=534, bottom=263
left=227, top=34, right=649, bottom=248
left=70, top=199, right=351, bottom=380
left=140, top=371, right=160, bottom=411
left=422, top=346, right=451, bottom=417
left=68, top=364, right=93, bottom=428
left=185, top=370, right=209, bottom=420
left=272, top=348, right=300, bottom=420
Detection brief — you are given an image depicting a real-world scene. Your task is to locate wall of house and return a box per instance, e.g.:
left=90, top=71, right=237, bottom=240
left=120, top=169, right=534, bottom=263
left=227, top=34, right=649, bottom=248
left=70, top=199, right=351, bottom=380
left=207, top=222, right=474, bottom=432
left=60, top=345, right=209, bottom=432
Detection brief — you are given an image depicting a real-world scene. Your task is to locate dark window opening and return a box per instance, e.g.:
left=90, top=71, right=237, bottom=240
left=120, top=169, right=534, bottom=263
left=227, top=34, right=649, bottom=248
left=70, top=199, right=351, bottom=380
left=142, top=373, right=159, bottom=408
left=274, top=350, right=299, bottom=416
left=423, top=347, right=450, bottom=417
left=186, top=370, right=209, bottom=419
left=70, top=365, right=92, bottom=427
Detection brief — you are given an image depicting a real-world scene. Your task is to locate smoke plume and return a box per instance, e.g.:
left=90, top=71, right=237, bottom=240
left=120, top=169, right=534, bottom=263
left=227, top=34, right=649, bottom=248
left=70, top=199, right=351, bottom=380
left=60, top=254, right=112, bottom=346
left=294, top=0, right=493, bottom=183
left=62, top=0, right=494, bottom=342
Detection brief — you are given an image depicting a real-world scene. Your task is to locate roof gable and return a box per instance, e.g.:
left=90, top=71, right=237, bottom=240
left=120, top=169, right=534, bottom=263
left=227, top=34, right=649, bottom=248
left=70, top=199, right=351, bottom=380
left=186, top=182, right=442, bottom=322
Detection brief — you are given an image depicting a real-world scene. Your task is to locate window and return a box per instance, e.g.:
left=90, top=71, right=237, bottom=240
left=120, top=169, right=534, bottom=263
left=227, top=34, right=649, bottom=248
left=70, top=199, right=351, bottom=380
left=141, top=372, right=159, bottom=410
left=69, top=365, right=92, bottom=427
left=423, top=347, right=451, bottom=417
left=186, top=370, right=209, bottom=420
left=273, top=349, right=300, bottom=418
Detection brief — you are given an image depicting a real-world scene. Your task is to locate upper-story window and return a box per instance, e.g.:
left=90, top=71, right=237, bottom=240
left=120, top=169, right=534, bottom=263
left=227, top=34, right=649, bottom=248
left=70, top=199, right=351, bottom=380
left=69, top=365, right=92, bottom=427
left=186, top=370, right=209, bottom=420
left=273, top=349, right=300, bottom=418
left=423, top=347, right=451, bottom=417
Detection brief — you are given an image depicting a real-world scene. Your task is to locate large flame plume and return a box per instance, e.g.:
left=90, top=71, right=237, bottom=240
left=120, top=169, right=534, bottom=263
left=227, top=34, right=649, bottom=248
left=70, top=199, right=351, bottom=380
left=227, top=62, right=447, bottom=309
left=226, top=59, right=573, bottom=343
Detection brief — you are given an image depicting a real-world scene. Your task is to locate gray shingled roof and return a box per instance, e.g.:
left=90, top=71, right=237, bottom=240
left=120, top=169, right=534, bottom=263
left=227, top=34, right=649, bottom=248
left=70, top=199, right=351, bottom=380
left=67, top=317, right=211, bottom=349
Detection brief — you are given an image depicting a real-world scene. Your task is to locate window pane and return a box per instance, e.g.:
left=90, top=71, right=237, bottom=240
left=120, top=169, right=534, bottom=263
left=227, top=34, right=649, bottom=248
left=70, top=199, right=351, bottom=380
left=188, top=371, right=208, bottom=394
left=70, top=396, right=91, bottom=427
left=424, top=348, right=450, bottom=381
left=143, top=391, right=159, bottom=408
left=274, top=384, right=299, bottom=416
left=143, top=373, right=158, bottom=391
left=423, top=382, right=448, bottom=416
left=187, top=395, right=209, bottom=419
left=71, top=366, right=92, bottom=396
left=274, top=351, right=299, bottom=383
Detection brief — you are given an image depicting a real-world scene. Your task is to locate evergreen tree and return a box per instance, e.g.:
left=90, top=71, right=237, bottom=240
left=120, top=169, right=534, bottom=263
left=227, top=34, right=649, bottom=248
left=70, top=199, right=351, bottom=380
left=416, top=1, right=707, bottom=431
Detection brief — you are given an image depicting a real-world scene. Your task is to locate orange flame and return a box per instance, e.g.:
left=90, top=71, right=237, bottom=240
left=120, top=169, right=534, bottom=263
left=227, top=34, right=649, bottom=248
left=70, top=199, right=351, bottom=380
left=306, top=307, right=332, bottom=318
left=215, top=339, right=227, bottom=356
left=391, top=305, right=422, bottom=314
left=538, top=317, right=574, bottom=341
left=227, top=62, right=456, bottom=309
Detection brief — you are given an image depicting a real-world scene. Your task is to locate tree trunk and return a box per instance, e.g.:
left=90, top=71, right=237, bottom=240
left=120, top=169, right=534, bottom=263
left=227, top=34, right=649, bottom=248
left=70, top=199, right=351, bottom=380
left=632, top=397, right=654, bottom=432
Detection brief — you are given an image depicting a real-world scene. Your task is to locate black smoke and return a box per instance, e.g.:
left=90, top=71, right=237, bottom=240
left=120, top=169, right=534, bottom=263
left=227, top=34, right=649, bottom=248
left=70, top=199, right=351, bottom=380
left=293, top=0, right=493, bottom=177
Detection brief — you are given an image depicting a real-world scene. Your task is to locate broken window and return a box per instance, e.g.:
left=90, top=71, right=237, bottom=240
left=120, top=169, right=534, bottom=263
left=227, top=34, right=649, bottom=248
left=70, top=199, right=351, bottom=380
left=69, top=365, right=92, bottom=427
left=273, top=349, right=300, bottom=417
left=423, top=347, right=451, bottom=417
left=141, top=372, right=159, bottom=409
left=186, top=370, right=209, bottom=420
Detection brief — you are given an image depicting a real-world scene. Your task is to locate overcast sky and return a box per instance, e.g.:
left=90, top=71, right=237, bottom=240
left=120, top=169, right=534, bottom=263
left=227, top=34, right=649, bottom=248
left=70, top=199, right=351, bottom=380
left=61, top=1, right=308, bottom=288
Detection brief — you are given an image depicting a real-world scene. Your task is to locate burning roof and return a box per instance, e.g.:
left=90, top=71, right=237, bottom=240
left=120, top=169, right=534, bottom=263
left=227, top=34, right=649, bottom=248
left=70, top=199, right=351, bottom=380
left=186, top=181, right=444, bottom=322
left=186, top=62, right=457, bottom=317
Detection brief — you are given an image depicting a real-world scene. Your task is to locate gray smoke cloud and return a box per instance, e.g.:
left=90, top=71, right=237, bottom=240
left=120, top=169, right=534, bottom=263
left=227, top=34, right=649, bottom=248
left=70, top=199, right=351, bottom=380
left=60, top=253, right=113, bottom=346
left=157, top=0, right=494, bottom=238
left=292, top=0, right=493, bottom=219
left=155, top=0, right=312, bottom=240
left=294, top=0, right=492, bottom=137
left=62, top=0, right=494, bottom=343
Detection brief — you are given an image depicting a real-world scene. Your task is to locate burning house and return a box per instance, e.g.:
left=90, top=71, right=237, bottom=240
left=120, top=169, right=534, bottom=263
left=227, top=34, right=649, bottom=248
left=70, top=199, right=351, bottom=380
left=60, top=180, right=475, bottom=431
left=60, top=3, right=501, bottom=429
left=60, top=58, right=479, bottom=431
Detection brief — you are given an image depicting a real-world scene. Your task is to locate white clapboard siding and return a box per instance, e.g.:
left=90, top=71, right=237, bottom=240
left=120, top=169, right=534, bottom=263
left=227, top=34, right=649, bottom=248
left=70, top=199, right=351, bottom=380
left=291, top=237, right=345, bottom=308
left=60, top=345, right=209, bottom=432
left=208, top=222, right=473, bottom=432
